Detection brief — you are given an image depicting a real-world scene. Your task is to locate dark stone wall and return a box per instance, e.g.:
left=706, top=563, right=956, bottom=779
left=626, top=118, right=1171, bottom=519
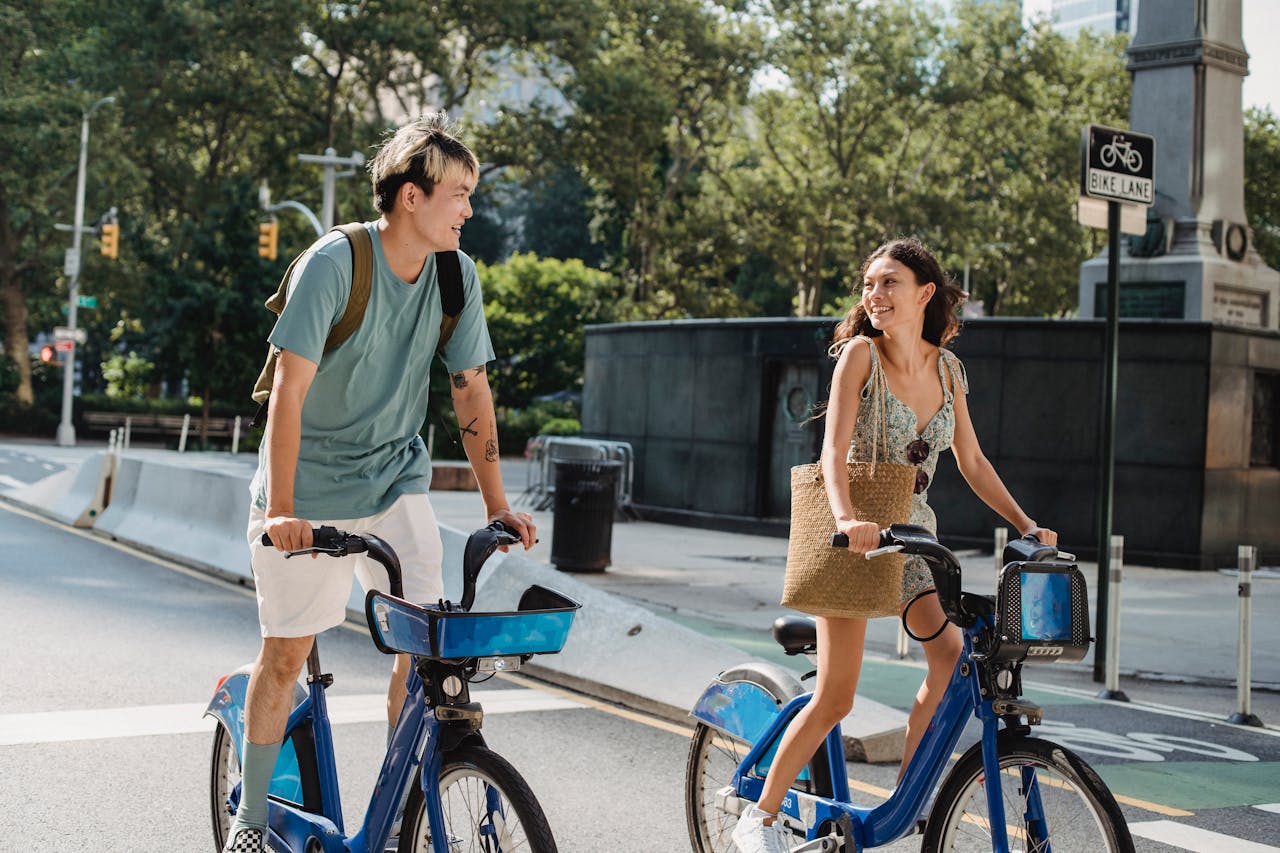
left=582, top=318, right=1279, bottom=568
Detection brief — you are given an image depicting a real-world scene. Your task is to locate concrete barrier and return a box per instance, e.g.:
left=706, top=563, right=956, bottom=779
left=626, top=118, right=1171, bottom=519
left=461, top=547, right=907, bottom=758
left=93, top=458, right=253, bottom=583
left=45, top=451, right=113, bottom=528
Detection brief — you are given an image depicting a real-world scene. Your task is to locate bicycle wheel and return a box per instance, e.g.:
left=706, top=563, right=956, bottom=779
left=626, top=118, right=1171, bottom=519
left=922, top=735, right=1134, bottom=853
left=210, top=724, right=238, bottom=852
left=686, top=722, right=752, bottom=853
left=398, top=745, right=557, bottom=853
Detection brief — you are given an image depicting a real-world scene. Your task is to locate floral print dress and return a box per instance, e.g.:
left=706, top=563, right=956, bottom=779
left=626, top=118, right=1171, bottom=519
left=846, top=336, right=969, bottom=603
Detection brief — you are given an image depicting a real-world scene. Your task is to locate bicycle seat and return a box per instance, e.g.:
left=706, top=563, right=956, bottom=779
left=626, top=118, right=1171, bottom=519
left=772, top=615, right=817, bottom=655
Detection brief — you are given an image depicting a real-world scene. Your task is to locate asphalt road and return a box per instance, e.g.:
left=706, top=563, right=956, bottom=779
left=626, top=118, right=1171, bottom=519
left=2, top=494, right=1279, bottom=852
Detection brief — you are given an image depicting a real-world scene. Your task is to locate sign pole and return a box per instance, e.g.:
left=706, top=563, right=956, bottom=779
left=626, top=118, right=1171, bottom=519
left=1094, top=200, right=1122, bottom=683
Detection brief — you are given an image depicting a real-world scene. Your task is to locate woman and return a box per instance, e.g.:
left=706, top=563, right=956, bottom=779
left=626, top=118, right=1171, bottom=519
left=732, top=238, right=1057, bottom=853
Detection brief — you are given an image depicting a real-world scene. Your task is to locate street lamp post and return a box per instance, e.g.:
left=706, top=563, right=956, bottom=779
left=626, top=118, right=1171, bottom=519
left=296, top=148, right=365, bottom=230
left=57, top=96, right=115, bottom=447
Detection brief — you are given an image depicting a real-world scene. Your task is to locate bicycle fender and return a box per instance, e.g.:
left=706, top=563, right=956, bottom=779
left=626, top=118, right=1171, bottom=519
left=690, top=661, right=805, bottom=744
left=206, top=664, right=310, bottom=805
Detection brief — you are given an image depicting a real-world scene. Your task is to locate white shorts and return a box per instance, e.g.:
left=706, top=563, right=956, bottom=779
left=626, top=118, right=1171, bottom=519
left=247, top=492, right=444, bottom=638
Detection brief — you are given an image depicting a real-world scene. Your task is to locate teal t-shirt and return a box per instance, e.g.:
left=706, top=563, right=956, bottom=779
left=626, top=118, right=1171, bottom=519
left=251, top=222, right=494, bottom=519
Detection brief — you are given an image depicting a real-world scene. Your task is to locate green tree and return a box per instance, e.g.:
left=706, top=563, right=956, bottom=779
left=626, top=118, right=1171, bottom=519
left=1245, top=107, right=1280, bottom=271
left=479, top=253, right=622, bottom=408
left=0, top=0, right=103, bottom=405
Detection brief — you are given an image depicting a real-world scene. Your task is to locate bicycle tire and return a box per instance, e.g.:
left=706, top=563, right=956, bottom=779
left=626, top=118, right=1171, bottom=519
left=686, top=665, right=832, bottom=853
left=398, top=745, right=558, bottom=853
left=922, top=735, right=1134, bottom=853
left=210, top=723, right=238, bottom=852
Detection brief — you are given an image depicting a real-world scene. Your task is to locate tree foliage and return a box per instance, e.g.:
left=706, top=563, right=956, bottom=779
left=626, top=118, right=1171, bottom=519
left=1245, top=107, right=1280, bottom=271
left=3, top=0, right=1271, bottom=426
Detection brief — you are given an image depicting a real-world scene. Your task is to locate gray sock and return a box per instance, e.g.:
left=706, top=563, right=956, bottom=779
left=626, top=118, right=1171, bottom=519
left=232, top=739, right=283, bottom=834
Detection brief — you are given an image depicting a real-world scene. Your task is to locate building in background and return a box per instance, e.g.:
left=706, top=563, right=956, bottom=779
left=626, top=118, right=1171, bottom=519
left=1049, top=0, right=1138, bottom=36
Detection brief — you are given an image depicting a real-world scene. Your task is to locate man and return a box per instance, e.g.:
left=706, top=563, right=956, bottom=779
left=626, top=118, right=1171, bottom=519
left=225, top=113, right=534, bottom=852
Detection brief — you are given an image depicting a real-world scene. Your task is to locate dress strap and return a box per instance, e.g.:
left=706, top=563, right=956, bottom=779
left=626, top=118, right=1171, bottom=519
left=937, top=349, right=969, bottom=402
left=854, top=336, right=888, bottom=469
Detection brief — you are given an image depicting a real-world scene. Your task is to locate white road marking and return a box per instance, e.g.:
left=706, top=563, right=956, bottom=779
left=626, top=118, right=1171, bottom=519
left=0, top=689, right=584, bottom=746
left=1255, top=803, right=1280, bottom=815
left=1129, top=820, right=1280, bottom=852
left=0, top=474, right=27, bottom=488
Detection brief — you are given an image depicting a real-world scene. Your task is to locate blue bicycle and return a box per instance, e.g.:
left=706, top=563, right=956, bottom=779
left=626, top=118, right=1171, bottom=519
left=685, top=524, right=1134, bottom=852
left=207, top=522, right=578, bottom=853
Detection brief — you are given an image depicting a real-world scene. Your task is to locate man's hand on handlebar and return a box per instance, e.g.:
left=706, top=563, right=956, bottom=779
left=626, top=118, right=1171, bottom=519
left=836, top=518, right=881, bottom=554
left=488, top=508, right=536, bottom=551
left=1023, top=525, right=1058, bottom=547
left=263, top=515, right=317, bottom=557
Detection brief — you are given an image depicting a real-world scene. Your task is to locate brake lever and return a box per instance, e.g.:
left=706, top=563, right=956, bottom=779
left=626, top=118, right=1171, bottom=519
left=282, top=546, right=345, bottom=559
left=864, top=544, right=905, bottom=559
left=1056, top=549, right=1077, bottom=562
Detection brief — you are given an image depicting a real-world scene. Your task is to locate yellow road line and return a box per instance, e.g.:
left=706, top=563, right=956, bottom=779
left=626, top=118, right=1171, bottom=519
left=495, top=671, right=697, bottom=738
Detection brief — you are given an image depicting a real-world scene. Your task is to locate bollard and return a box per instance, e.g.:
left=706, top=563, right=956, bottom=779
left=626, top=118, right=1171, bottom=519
left=896, top=622, right=909, bottom=659
left=1097, top=534, right=1129, bottom=702
left=178, top=413, right=191, bottom=453
left=108, top=428, right=117, bottom=454
left=231, top=415, right=242, bottom=455
left=123, top=416, right=132, bottom=450
left=1228, top=545, right=1263, bottom=727
left=428, top=423, right=436, bottom=458
left=994, top=526, right=1008, bottom=580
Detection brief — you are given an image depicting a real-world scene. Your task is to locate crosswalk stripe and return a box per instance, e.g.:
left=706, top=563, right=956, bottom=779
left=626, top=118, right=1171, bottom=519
left=0, top=689, right=584, bottom=746
left=1129, top=820, right=1280, bottom=852
left=1254, top=803, right=1280, bottom=815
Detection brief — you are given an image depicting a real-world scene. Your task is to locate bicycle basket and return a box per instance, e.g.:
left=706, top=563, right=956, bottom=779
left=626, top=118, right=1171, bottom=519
left=988, top=561, right=1091, bottom=664
left=364, top=585, right=580, bottom=659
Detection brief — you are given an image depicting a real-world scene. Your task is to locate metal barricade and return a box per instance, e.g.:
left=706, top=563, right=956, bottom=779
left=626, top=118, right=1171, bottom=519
left=523, top=435, right=634, bottom=513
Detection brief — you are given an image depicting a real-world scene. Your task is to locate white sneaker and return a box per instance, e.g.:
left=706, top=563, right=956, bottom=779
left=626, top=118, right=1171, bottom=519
left=731, top=805, right=790, bottom=853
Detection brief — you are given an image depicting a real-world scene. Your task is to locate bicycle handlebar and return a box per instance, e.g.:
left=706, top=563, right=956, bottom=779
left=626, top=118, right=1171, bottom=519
left=262, top=527, right=403, bottom=599
left=261, top=520, right=523, bottom=611
left=829, top=526, right=1074, bottom=628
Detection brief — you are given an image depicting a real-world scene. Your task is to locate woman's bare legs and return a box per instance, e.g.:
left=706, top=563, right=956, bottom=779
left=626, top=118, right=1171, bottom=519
left=756, top=616, right=867, bottom=816
left=898, top=592, right=962, bottom=780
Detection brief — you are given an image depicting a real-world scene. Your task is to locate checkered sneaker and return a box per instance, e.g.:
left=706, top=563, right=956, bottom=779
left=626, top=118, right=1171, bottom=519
left=223, top=827, right=264, bottom=853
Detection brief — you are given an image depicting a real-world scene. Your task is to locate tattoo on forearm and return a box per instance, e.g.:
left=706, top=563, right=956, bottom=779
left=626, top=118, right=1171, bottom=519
left=485, top=439, right=499, bottom=462
left=459, top=417, right=479, bottom=438
left=472, top=365, right=486, bottom=377
left=450, top=371, right=469, bottom=390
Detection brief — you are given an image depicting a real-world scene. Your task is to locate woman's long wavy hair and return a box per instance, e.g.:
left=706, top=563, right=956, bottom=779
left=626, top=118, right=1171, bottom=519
left=832, top=238, right=965, bottom=355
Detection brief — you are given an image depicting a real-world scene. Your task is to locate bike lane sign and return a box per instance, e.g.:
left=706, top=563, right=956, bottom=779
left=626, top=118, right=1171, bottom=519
left=1081, top=124, right=1155, bottom=206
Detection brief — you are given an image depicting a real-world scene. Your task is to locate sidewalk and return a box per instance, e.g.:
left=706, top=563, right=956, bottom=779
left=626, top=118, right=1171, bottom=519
left=4, top=439, right=1277, bottom=726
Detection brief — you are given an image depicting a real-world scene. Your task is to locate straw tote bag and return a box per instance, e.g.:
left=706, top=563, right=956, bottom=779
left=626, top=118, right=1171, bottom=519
left=781, top=339, right=915, bottom=618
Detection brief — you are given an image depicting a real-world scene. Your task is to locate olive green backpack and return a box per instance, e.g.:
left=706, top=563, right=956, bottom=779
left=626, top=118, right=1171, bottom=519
left=251, top=223, right=464, bottom=426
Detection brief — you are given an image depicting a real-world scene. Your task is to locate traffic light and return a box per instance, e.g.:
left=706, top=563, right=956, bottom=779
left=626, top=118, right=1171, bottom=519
left=100, top=222, right=119, bottom=259
left=40, top=345, right=56, bottom=363
left=258, top=221, right=278, bottom=261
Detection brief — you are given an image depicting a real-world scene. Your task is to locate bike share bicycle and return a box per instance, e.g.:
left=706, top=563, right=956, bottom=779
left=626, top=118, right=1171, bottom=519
left=686, top=525, right=1135, bottom=853
left=206, top=522, right=579, bottom=853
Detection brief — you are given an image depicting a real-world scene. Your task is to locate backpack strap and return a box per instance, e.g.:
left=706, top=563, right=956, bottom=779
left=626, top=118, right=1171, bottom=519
left=434, top=250, right=465, bottom=355
left=325, top=223, right=373, bottom=352
left=250, top=224, right=373, bottom=423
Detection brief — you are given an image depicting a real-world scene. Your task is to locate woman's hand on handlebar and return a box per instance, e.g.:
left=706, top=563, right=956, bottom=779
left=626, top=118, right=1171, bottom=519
left=836, top=518, right=881, bottom=554
left=488, top=508, right=536, bottom=551
left=1022, top=524, right=1058, bottom=547
left=263, top=515, right=316, bottom=556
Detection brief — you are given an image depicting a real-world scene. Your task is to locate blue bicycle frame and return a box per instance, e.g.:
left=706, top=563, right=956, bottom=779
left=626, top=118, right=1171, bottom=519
left=208, top=660, right=463, bottom=853
left=695, top=610, right=1050, bottom=853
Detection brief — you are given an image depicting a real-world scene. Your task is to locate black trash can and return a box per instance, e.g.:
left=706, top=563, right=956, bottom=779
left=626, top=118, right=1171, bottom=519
left=551, top=459, right=621, bottom=572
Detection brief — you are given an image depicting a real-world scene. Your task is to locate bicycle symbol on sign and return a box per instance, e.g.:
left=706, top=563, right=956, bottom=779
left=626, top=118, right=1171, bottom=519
left=1100, top=135, right=1143, bottom=173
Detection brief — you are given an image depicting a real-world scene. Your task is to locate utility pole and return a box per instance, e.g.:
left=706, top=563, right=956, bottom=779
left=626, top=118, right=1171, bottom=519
left=296, top=148, right=365, bottom=230
left=56, top=96, right=115, bottom=447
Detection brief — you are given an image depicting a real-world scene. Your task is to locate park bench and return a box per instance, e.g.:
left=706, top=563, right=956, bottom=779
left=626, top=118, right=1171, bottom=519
left=82, top=411, right=243, bottom=441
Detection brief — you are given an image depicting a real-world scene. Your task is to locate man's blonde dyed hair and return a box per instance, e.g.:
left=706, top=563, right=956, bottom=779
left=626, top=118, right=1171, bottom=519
left=368, top=112, right=479, bottom=214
